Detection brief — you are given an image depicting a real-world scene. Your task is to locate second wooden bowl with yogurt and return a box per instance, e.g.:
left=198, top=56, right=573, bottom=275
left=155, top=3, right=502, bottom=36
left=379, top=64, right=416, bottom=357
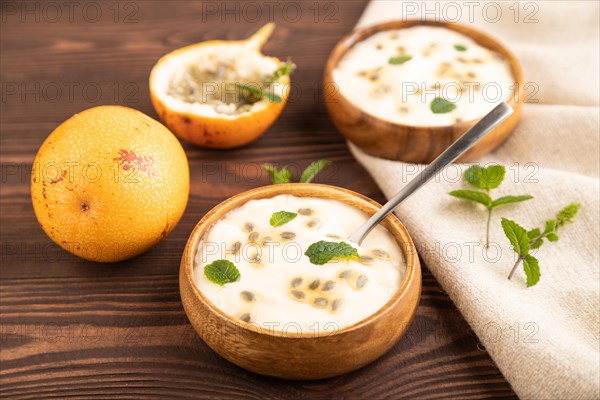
left=324, top=21, right=524, bottom=163
left=180, top=183, right=421, bottom=379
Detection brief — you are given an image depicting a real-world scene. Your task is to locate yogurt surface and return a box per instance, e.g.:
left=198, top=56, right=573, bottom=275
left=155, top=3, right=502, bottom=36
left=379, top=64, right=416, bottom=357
left=194, top=195, right=406, bottom=333
left=333, top=26, right=515, bottom=126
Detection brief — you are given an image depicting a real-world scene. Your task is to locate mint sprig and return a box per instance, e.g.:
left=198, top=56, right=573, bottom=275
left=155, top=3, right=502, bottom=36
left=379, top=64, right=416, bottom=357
left=263, top=164, right=292, bottom=184
left=263, top=159, right=331, bottom=185
left=270, top=210, right=297, bottom=227
left=449, top=164, right=533, bottom=248
left=263, top=60, right=296, bottom=86
left=234, top=59, right=295, bottom=104
left=235, top=82, right=282, bottom=104
left=204, top=259, right=240, bottom=286
left=502, top=202, right=579, bottom=287
left=304, top=241, right=358, bottom=265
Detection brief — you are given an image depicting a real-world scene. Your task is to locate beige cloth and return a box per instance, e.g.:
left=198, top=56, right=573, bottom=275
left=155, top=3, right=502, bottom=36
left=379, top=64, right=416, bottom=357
left=350, top=1, right=600, bottom=399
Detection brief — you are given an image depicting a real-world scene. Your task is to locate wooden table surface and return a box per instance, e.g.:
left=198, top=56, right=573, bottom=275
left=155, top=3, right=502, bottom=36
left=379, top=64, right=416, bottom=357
left=0, top=1, right=517, bottom=398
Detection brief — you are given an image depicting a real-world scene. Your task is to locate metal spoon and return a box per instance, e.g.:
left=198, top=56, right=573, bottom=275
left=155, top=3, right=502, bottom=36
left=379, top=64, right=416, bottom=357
left=348, top=101, right=514, bottom=245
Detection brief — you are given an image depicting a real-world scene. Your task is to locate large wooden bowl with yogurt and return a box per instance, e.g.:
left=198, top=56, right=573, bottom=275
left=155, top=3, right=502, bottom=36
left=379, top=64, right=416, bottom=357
left=180, top=183, right=421, bottom=379
left=324, top=20, right=524, bottom=163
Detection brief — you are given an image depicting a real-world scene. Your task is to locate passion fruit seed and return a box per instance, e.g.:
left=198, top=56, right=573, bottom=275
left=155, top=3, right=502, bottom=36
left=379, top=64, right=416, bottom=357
left=261, top=236, right=274, bottom=246
left=308, top=279, right=321, bottom=290
left=236, top=104, right=252, bottom=114
left=372, top=249, right=390, bottom=260
left=321, top=280, right=336, bottom=292
left=290, top=290, right=306, bottom=302
left=338, top=270, right=354, bottom=280
left=345, top=272, right=369, bottom=290
left=249, top=253, right=261, bottom=264
left=331, top=298, right=345, bottom=313
left=307, top=218, right=321, bottom=230
left=290, top=277, right=303, bottom=288
left=280, top=232, right=296, bottom=240
left=230, top=241, right=242, bottom=254
left=313, top=297, right=328, bottom=308
left=358, top=255, right=374, bottom=265
left=240, top=290, right=256, bottom=302
left=239, top=313, right=251, bottom=323
left=248, top=232, right=259, bottom=242
left=356, top=274, right=368, bottom=289
left=244, top=222, right=255, bottom=233
left=398, top=106, right=410, bottom=115
left=298, top=208, right=314, bottom=216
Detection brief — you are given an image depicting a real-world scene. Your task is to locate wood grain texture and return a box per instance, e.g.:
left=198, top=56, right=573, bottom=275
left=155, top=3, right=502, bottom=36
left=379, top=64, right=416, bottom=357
left=323, top=20, right=525, bottom=163
left=0, top=0, right=517, bottom=398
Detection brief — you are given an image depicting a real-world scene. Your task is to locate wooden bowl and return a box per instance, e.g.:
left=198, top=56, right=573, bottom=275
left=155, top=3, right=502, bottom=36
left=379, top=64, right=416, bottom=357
left=323, top=20, right=524, bottom=163
left=180, top=183, right=421, bottom=379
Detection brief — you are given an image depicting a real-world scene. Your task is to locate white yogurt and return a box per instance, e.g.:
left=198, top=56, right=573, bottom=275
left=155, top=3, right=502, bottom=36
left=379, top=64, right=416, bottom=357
left=194, top=195, right=406, bottom=333
left=333, top=26, right=515, bottom=126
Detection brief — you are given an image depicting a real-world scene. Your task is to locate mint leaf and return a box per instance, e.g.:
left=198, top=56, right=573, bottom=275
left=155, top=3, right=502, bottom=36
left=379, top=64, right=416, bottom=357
left=449, top=190, right=492, bottom=207
left=464, top=165, right=486, bottom=188
left=300, top=159, right=331, bottom=183
left=546, top=232, right=559, bottom=242
left=482, top=165, right=506, bottom=190
left=464, top=165, right=505, bottom=190
left=531, top=239, right=544, bottom=249
left=527, top=228, right=544, bottom=249
left=431, top=97, right=456, bottom=114
left=527, top=228, right=541, bottom=239
left=544, top=219, right=557, bottom=235
left=528, top=228, right=543, bottom=249
left=501, top=218, right=530, bottom=256
left=270, top=211, right=297, bottom=227
left=263, top=164, right=291, bottom=184
left=491, top=195, right=534, bottom=208
left=454, top=44, right=467, bottom=51
left=557, top=203, right=580, bottom=227
left=204, top=259, right=240, bottom=286
left=523, top=254, right=540, bottom=287
left=305, top=241, right=358, bottom=265
left=389, top=55, right=412, bottom=65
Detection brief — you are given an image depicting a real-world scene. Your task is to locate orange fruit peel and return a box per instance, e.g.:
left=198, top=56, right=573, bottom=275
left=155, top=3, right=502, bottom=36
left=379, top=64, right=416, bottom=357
left=149, top=23, right=292, bottom=148
left=31, top=106, right=190, bottom=263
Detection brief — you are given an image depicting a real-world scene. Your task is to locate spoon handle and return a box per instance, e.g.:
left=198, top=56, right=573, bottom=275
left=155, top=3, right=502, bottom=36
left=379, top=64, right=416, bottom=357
left=348, top=101, right=514, bottom=245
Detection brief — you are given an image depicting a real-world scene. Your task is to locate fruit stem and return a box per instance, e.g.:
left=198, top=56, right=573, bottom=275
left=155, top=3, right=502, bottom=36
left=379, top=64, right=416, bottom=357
left=246, top=22, right=275, bottom=51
